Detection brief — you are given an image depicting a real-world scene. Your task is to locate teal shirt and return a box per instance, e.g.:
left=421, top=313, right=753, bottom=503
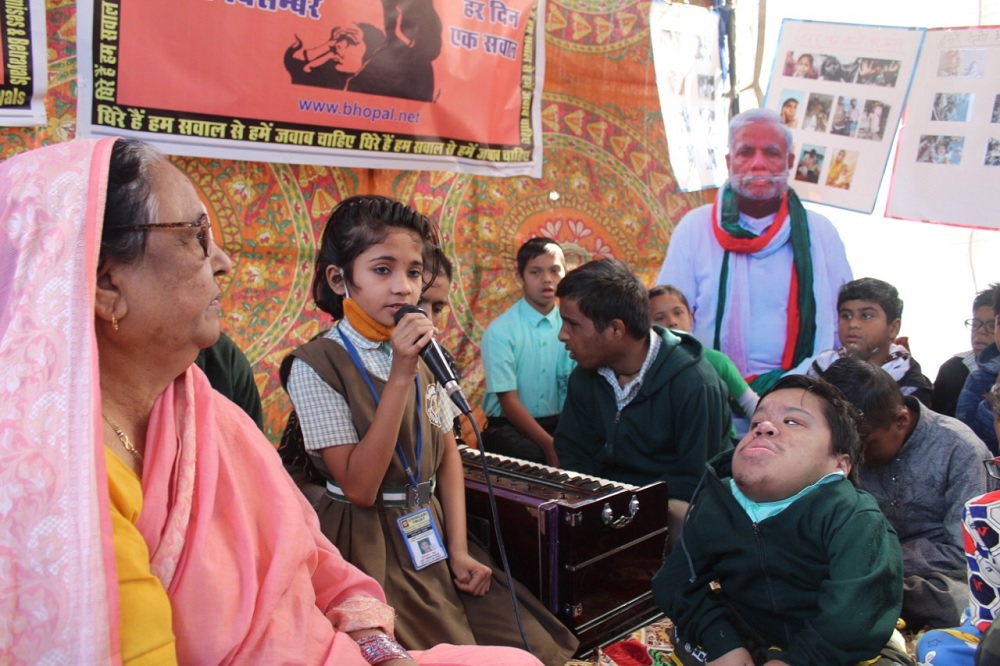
left=481, top=298, right=576, bottom=418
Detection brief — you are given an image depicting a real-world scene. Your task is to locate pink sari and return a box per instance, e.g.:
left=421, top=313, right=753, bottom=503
left=0, top=140, right=542, bottom=666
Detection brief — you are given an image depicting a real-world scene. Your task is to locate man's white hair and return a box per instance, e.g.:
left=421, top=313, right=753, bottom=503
left=728, top=108, right=793, bottom=156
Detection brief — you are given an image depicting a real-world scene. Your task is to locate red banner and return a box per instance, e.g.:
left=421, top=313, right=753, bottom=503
left=78, top=0, right=544, bottom=175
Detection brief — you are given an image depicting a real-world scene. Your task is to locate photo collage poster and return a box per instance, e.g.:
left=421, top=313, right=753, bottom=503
left=0, top=0, right=47, bottom=127
left=764, top=20, right=924, bottom=213
left=650, top=0, right=730, bottom=192
left=887, top=26, right=1000, bottom=229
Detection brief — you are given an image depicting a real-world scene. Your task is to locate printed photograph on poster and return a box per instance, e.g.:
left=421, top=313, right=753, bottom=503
left=915, top=134, right=965, bottom=164
left=76, top=0, right=545, bottom=176
left=777, top=90, right=803, bottom=129
left=764, top=19, right=924, bottom=213
left=886, top=26, right=1000, bottom=229
left=794, top=144, right=825, bottom=184
left=986, top=138, right=1000, bottom=166
left=937, top=47, right=987, bottom=77
left=649, top=0, right=729, bottom=193
left=930, top=92, right=974, bottom=122
left=0, top=0, right=47, bottom=126
left=824, top=148, right=859, bottom=189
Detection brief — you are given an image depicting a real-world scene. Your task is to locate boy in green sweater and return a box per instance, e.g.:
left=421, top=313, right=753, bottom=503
left=653, top=374, right=910, bottom=666
left=649, top=284, right=759, bottom=432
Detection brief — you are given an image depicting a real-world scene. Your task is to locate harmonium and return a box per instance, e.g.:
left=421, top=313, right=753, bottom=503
left=459, top=446, right=670, bottom=656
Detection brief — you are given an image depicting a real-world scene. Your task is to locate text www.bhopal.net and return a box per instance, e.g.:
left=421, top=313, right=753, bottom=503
left=298, top=99, right=421, bottom=124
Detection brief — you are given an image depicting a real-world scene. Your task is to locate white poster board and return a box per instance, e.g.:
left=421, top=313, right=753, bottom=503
left=650, top=1, right=729, bottom=192
left=886, top=26, right=1000, bottom=229
left=764, top=19, right=924, bottom=213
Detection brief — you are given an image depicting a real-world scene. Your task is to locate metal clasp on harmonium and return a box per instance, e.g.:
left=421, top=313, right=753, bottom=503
left=601, top=494, right=640, bottom=529
left=406, top=481, right=433, bottom=507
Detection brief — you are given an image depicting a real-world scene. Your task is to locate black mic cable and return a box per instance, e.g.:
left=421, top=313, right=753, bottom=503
left=463, top=415, right=531, bottom=653
left=393, top=305, right=531, bottom=652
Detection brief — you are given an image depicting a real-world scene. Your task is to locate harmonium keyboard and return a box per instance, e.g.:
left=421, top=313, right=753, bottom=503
left=458, top=446, right=670, bottom=656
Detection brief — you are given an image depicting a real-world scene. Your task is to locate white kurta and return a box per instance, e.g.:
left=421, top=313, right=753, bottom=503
left=656, top=202, right=852, bottom=377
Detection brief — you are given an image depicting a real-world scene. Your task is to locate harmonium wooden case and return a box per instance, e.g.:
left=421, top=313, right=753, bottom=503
left=459, top=446, right=670, bottom=656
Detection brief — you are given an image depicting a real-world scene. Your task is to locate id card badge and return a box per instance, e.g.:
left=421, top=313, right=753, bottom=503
left=397, top=507, right=448, bottom=570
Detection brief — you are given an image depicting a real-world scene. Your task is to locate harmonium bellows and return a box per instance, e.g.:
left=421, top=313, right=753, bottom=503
left=459, top=445, right=669, bottom=656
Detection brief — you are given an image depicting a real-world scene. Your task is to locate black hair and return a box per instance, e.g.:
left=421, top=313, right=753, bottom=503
left=819, top=356, right=904, bottom=431
left=429, top=247, right=453, bottom=282
left=648, top=284, right=691, bottom=311
left=312, top=194, right=440, bottom=318
left=555, top=258, right=650, bottom=339
left=837, top=277, right=903, bottom=323
left=761, top=373, right=865, bottom=485
left=989, top=382, right=1000, bottom=424
left=99, top=138, right=166, bottom=267
left=515, top=237, right=563, bottom=277
left=356, top=23, right=385, bottom=62
left=983, top=282, right=1000, bottom=314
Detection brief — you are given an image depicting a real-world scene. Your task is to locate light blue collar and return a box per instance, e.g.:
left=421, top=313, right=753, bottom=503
left=730, top=471, right=845, bottom=523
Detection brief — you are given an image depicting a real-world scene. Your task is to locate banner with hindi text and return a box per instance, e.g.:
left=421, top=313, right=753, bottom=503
left=0, top=0, right=46, bottom=126
left=77, top=0, right=544, bottom=176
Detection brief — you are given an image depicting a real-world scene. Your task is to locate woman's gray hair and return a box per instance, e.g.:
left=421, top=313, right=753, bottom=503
left=99, top=138, right=167, bottom=267
left=728, top=108, right=794, bottom=157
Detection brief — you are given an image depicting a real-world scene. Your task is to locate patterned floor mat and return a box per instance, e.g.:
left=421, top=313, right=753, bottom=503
left=564, top=617, right=918, bottom=666
left=565, top=618, right=677, bottom=666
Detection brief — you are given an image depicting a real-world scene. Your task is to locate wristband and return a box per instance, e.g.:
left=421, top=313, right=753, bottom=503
left=357, top=633, right=411, bottom=664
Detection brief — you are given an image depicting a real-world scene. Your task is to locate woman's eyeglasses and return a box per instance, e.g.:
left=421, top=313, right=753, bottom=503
left=966, top=318, right=996, bottom=333
left=115, top=213, right=212, bottom=258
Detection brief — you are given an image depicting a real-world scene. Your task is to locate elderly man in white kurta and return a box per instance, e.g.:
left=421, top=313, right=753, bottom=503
left=657, top=108, right=852, bottom=396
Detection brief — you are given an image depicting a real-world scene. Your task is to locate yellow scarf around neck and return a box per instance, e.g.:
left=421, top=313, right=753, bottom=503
left=342, top=298, right=394, bottom=342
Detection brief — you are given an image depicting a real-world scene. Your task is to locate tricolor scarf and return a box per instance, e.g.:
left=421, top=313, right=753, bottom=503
left=711, top=184, right=816, bottom=395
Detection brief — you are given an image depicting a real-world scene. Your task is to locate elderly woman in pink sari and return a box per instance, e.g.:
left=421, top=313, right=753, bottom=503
left=0, top=138, right=544, bottom=666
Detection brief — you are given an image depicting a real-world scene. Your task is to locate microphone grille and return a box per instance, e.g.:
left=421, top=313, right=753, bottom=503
left=392, top=304, right=426, bottom=326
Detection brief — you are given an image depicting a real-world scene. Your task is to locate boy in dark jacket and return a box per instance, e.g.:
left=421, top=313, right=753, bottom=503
left=808, top=277, right=933, bottom=405
left=653, top=374, right=908, bottom=666
left=553, top=259, right=732, bottom=543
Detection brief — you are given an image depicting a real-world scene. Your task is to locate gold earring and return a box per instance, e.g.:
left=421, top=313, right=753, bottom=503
left=111, top=312, right=119, bottom=331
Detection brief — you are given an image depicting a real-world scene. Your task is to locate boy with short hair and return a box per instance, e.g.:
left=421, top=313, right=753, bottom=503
left=822, top=356, right=991, bottom=630
left=649, top=284, right=759, bottom=421
left=808, top=276, right=933, bottom=405
left=958, top=286, right=1000, bottom=454
left=653, top=374, right=908, bottom=666
left=481, top=237, right=575, bottom=465
left=934, top=284, right=999, bottom=417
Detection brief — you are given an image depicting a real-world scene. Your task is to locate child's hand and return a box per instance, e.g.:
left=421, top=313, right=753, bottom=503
left=449, top=550, right=492, bottom=597
left=708, top=648, right=754, bottom=666
left=390, top=310, right=435, bottom=376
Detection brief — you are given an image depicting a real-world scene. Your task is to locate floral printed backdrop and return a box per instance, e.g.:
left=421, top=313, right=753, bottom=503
left=6, top=0, right=711, bottom=442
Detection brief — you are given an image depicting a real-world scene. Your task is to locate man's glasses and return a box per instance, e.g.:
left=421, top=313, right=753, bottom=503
left=115, top=213, right=212, bottom=258
left=966, top=318, right=996, bottom=333
left=985, top=458, right=1000, bottom=480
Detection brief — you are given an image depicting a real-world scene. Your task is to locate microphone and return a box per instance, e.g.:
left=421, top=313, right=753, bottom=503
left=393, top=304, right=472, bottom=414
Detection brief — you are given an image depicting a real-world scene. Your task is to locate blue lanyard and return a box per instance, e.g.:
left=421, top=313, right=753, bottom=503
left=337, top=323, right=422, bottom=488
